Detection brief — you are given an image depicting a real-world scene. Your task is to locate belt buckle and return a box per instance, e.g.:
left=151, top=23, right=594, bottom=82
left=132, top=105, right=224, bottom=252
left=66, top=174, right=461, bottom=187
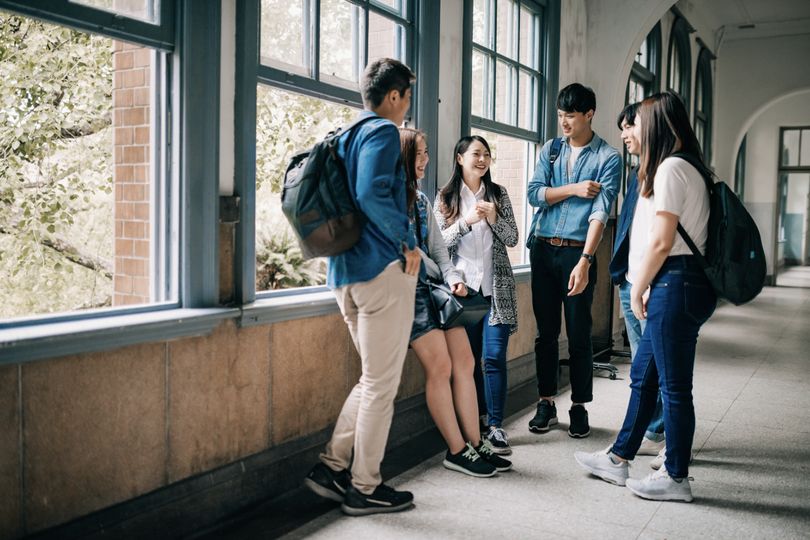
left=550, top=237, right=563, bottom=246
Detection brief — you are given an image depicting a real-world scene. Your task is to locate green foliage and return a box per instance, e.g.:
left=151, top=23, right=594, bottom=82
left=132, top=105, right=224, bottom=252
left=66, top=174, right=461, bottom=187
left=0, top=14, right=113, bottom=318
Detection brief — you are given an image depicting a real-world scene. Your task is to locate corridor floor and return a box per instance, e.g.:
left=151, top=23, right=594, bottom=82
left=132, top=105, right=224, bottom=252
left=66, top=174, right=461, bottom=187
left=209, top=284, right=810, bottom=540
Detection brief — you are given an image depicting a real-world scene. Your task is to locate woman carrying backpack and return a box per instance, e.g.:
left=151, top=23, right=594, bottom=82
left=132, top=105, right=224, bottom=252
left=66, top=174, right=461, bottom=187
left=574, top=92, right=717, bottom=502
left=434, top=135, right=519, bottom=456
left=398, top=128, right=511, bottom=477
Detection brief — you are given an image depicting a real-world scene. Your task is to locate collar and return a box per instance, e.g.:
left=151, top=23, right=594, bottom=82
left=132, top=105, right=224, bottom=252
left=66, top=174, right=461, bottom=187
left=461, top=181, right=485, bottom=198
left=561, top=132, right=603, bottom=152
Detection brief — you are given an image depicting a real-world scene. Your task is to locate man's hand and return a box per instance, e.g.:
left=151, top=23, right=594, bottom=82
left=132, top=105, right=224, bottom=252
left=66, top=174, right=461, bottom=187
left=451, top=282, right=468, bottom=296
left=403, top=246, right=421, bottom=276
left=571, top=181, right=601, bottom=199
left=631, top=283, right=649, bottom=320
left=476, top=201, right=498, bottom=224
left=567, top=258, right=590, bottom=296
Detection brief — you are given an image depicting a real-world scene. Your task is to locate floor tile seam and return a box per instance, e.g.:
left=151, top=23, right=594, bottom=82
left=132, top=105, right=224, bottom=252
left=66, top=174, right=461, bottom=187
left=685, top=477, right=810, bottom=510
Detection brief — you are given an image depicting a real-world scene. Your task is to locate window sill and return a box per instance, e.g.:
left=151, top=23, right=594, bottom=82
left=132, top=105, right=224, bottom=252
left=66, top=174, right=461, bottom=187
left=240, top=290, right=340, bottom=328
left=0, top=308, right=240, bottom=365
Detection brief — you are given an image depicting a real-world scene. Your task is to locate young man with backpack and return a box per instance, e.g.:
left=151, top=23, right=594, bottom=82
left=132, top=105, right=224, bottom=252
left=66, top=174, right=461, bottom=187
left=527, top=83, right=622, bottom=438
left=304, top=58, right=422, bottom=516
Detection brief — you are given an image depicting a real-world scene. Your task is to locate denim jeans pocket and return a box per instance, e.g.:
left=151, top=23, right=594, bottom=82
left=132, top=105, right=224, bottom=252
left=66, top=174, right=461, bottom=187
left=683, top=282, right=714, bottom=325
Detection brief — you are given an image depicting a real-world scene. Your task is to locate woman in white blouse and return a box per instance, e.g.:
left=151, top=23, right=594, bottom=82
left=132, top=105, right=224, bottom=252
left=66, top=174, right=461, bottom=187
left=434, top=135, right=519, bottom=456
left=575, top=92, right=717, bottom=503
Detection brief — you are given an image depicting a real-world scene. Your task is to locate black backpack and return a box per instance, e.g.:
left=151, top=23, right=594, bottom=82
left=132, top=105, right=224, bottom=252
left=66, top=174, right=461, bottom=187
left=672, top=152, right=766, bottom=306
left=526, top=137, right=564, bottom=248
left=280, top=116, right=374, bottom=260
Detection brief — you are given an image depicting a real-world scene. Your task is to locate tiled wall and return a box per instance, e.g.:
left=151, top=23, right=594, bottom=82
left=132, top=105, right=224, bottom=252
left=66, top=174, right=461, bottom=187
left=0, top=281, right=538, bottom=538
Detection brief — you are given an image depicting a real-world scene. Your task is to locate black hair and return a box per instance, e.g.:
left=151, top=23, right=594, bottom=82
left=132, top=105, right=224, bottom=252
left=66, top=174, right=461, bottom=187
left=361, top=58, right=416, bottom=108
left=437, top=136, right=502, bottom=225
left=556, top=83, right=596, bottom=115
left=616, top=102, right=641, bottom=130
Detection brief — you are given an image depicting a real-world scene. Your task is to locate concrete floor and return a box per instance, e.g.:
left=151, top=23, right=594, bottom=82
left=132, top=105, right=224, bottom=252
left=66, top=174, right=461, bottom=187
left=204, top=280, right=810, bottom=540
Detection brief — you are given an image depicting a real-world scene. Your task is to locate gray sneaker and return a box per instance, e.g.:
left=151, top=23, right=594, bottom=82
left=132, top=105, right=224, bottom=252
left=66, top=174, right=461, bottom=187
left=574, top=447, right=630, bottom=486
left=626, top=467, right=693, bottom=502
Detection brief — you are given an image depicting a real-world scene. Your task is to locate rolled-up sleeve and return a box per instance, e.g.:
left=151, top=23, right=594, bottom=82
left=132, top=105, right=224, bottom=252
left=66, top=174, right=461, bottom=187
left=354, top=126, right=416, bottom=252
left=588, top=151, right=622, bottom=226
left=527, top=141, right=552, bottom=209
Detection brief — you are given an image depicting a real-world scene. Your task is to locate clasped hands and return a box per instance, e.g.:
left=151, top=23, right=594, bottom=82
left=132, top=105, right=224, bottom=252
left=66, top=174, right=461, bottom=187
left=463, top=201, right=498, bottom=227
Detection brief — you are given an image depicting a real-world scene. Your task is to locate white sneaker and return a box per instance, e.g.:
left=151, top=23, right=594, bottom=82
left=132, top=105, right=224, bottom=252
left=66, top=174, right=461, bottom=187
left=637, top=437, right=666, bottom=455
left=574, top=448, right=630, bottom=486
left=650, top=446, right=695, bottom=470
left=626, top=467, right=693, bottom=502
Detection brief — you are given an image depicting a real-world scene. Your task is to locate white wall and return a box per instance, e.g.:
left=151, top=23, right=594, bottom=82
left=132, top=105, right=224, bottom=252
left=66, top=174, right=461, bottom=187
left=436, top=0, right=465, bottom=189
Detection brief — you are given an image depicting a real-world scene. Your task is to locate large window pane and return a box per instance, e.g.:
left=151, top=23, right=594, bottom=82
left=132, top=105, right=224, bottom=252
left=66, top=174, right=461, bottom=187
left=255, top=86, right=357, bottom=291
left=371, top=0, right=403, bottom=17
left=260, top=0, right=309, bottom=75
left=495, top=60, right=514, bottom=125
left=801, top=130, right=810, bottom=166
left=473, top=0, right=489, bottom=48
left=695, top=69, right=704, bottom=112
left=669, top=46, right=681, bottom=94
left=496, top=0, right=516, bottom=60
left=637, top=37, right=648, bottom=68
left=518, top=70, right=535, bottom=130
left=0, top=12, right=170, bottom=319
left=319, top=0, right=364, bottom=89
left=69, top=0, right=156, bottom=23
left=519, top=6, right=537, bottom=69
left=783, top=129, right=800, bottom=166
left=367, top=12, right=405, bottom=66
left=471, top=50, right=489, bottom=118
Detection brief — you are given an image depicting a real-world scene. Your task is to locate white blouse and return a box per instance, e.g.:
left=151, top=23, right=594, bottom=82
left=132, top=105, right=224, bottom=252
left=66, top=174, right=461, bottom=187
left=456, top=182, right=494, bottom=296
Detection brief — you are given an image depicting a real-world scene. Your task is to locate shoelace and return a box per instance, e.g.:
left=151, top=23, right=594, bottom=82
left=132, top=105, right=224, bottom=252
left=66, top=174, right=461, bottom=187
left=462, top=443, right=480, bottom=462
left=478, top=440, right=495, bottom=457
left=490, top=427, right=508, bottom=443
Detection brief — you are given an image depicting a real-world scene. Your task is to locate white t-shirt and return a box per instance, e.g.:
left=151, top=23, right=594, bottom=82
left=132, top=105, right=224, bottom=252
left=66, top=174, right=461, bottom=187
left=456, top=182, right=494, bottom=296
left=567, top=144, right=586, bottom=180
left=626, top=156, right=710, bottom=285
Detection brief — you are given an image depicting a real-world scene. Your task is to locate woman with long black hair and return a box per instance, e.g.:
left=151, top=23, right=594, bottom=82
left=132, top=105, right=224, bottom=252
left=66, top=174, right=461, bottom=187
left=434, top=135, right=519, bottom=456
left=574, top=92, right=717, bottom=502
left=399, top=128, right=511, bottom=477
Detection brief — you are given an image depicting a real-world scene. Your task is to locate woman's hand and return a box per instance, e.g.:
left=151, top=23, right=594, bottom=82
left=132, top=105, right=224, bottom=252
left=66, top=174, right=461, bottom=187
left=631, top=283, right=649, bottom=320
left=451, top=282, right=468, bottom=296
left=477, top=201, right=498, bottom=224
left=463, top=204, right=485, bottom=227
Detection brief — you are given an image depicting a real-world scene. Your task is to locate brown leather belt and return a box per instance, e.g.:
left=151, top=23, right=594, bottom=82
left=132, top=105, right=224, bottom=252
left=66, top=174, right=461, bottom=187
left=537, top=236, right=586, bottom=247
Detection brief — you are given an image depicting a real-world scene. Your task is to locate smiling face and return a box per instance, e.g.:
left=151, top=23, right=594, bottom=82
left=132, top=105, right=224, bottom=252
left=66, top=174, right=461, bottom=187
left=621, top=118, right=641, bottom=155
left=557, top=109, right=593, bottom=141
left=456, top=139, right=491, bottom=180
left=414, top=136, right=429, bottom=180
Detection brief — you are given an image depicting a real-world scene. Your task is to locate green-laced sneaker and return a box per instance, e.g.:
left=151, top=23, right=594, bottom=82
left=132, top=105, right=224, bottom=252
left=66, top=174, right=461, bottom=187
left=443, top=442, right=497, bottom=478
left=476, top=440, right=513, bottom=472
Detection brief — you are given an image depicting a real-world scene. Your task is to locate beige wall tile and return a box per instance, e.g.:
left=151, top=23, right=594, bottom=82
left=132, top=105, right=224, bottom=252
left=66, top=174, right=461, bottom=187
left=271, top=313, right=349, bottom=444
left=22, top=343, right=166, bottom=532
left=507, top=282, right=536, bottom=361
left=168, top=321, right=271, bottom=482
left=395, top=349, right=426, bottom=401
left=0, top=366, right=21, bottom=539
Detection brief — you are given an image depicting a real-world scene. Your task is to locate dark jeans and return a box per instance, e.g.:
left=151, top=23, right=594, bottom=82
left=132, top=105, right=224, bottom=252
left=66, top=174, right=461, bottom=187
left=530, top=239, right=597, bottom=404
left=467, top=310, right=511, bottom=427
left=611, top=255, right=717, bottom=478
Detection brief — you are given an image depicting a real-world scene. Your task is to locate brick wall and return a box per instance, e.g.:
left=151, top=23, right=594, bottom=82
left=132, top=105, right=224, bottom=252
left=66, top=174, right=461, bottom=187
left=112, top=41, right=151, bottom=306
left=368, top=11, right=399, bottom=64
left=490, top=136, right=528, bottom=265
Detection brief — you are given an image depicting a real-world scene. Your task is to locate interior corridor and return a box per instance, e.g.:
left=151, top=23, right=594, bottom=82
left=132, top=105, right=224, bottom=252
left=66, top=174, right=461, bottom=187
left=201, top=284, right=810, bottom=540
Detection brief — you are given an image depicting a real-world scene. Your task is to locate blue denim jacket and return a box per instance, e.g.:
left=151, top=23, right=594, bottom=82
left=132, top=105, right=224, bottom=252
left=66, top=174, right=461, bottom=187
left=608, top=167, right=640, bottom=286
left=527, top=133, right=622, bottom=242
left=327, top=111, right=416, bottom=288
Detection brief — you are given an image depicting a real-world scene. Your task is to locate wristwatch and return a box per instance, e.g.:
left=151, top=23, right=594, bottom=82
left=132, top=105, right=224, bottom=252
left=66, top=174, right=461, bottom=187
left=580, top=253, right=594, bottom=264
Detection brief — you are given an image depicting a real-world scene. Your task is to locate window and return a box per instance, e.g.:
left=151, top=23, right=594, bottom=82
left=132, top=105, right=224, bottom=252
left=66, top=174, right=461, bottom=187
left=627, top=22, right=660, bottom=105
left=667, top=17, right=691, bottom=108
left=254, top=0, right=416, bottom=294
left=694, top=49, right=713, bottom=162
left=0, top=2, right=176, bottom=323
left=777, top=128, right=810, bottom=260
left=466, top=0, right=549, bottom=264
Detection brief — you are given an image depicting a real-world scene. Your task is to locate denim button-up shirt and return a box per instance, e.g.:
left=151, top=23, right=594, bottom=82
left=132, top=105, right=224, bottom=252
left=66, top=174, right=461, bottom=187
left=527, top=133, right=622, bottom=242
left=609, top=167, right=640, bottom=286
left=327, top=111, right=416, bottom=288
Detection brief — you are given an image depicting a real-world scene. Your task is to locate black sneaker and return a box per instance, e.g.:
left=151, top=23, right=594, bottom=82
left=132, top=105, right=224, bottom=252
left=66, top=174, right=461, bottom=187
left=568, top=404, right=590, bottom=438
left=476, top=440, right=513, bottom=472
left=485, top=426, right=512, bottom=455
left=443, top=442, right=497, bottom=477
left=304, top=462, right=351, bottom=502
left=528, top=399, right=558, bottom=432
left=340, top=484, right=414, bottom=516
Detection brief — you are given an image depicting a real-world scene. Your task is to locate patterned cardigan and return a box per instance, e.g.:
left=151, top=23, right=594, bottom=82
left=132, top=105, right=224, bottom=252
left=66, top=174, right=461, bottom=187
left=433, top=186, right=519, bottom=335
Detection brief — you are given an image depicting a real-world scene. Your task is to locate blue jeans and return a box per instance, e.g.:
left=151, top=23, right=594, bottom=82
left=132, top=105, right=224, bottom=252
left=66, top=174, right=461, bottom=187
left=611, top=256, right=716, bottom=478
left=467, top=310, right=511, bottom=427
left=619, top=280, right=664, bottom=442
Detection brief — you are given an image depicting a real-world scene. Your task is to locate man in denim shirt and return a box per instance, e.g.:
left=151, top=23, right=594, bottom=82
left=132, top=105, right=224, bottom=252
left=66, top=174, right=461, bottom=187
left=304, top=59, right=421, bottom=516
left=527, top=84, right=621, bottom=438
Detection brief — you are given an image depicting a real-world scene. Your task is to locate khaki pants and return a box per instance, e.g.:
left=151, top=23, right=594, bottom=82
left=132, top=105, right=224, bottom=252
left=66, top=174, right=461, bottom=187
left=321, top=262, right=417, bottom=494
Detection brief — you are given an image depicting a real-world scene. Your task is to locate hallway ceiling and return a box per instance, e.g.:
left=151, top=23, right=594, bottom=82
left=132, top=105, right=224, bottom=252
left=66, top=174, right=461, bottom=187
left=699, top=0, right=810, bottom=41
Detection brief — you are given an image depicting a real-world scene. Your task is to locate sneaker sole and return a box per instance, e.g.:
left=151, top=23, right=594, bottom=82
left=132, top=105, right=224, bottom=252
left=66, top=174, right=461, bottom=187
left=528, top=417, right=558, bottom=433
left=442, top=459, right=498, bottom=478
left=626, top=483, right=693, bottom=502
left=340, top=500, right=414, bottom=516
left=574, top=455, right=627, bottom=486
left=491, top=463, right=513, bottom=472
left=304, top=478, right=345, bottom=503
left=568, top=428, right=590, bottom=438
left=487, top=445, right=512, bottom=455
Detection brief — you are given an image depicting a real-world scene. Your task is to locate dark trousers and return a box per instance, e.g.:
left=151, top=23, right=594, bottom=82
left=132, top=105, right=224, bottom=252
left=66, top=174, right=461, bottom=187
left=530, top=238, right=596, bottom=404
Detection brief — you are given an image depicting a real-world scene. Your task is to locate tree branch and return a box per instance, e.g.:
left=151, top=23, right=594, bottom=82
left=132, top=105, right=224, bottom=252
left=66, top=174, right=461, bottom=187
left=59, top=111, right=111, bottom=139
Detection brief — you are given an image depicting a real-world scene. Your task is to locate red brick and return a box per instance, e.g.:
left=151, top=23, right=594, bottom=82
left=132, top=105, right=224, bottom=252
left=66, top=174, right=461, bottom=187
left=133, top=49, right=151, bottom=68
left=113, top=71, right=123, bottom=90
left=135, top=126, right=149, bottom=144
left=114, top=127, right=134, bottom=145
left=113, top=108, right=124, bottom=127
left=123, top=257, right=144, bottom=276
left=114, top=146, right=123, bottom=164
left=115, top=221, right=124, bottom=237
left=114, top=51, right=134, bottom=70
left=133, top=240, right=150, bottom=258
left=115, top=165, right=134, bottom=183
left=133, top=88, right=149, bottom=107
left=115, top=238, right=133, bottom=256
left=123, top=108, right=145, bottom=126
left=114, top=257, right=125, bottom=274
left=123, top=146, right=145, bottom=164
left=134, top=165, right=148, bottom=183
left=114, top=184, right=123, bottom=201
left=113, top=89, right=133, bottom=108
left=114, top=40, right=124, bottom=52
left=123, top=69, right=145, bottom=88
left=123, top=184, right=145, bottom=201
left=122, top=41, right=140, bottom=51
left=133, top=203, right=150, bottom=220
left=133, top=277, right=150, bottom=296
left=114, top=274, right=133, bottom=293
left=122, top=294, right=147, bottom=305
left=115, top=202, right=133, bottom=220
